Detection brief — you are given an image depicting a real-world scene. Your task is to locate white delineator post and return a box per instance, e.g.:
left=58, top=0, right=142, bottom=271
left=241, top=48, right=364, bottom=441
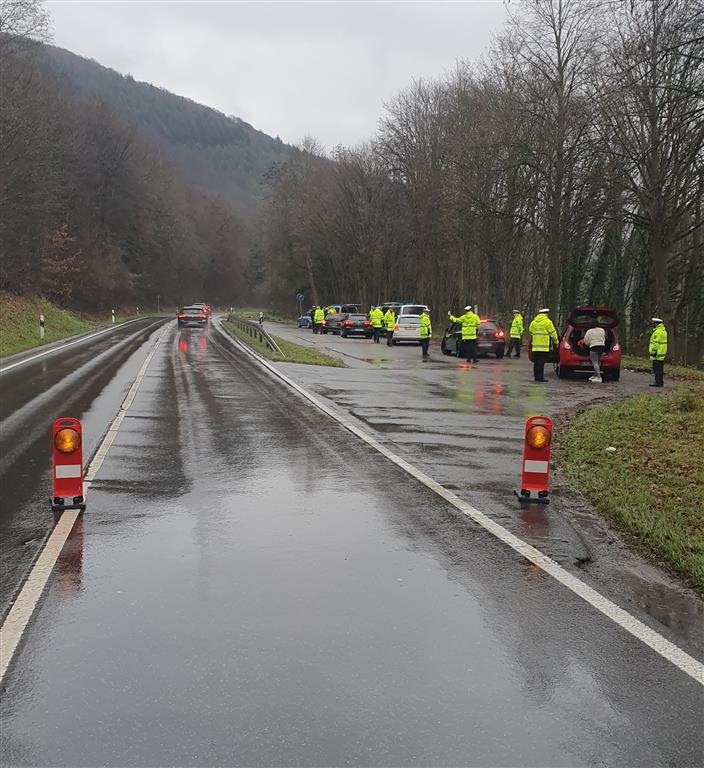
left=111, top=309, right=115, bottom=324
left=39, top=314, right=45, bottom=339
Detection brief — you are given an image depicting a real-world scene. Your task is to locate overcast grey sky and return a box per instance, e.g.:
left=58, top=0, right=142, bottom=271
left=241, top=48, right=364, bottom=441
left=46, top=1, right=510, bottom=148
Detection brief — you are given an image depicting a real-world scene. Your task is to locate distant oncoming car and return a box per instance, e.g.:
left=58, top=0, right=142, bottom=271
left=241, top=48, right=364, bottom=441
left=178, top=306, right=208, bottom=329
left=340, top=314, right=372, bottom=338
left=191, top=302, right=211, bottom=316
left=441, top=318, right=506, bottom=358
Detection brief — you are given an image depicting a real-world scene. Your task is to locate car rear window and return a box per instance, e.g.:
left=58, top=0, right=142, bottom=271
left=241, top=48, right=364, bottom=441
left=399, top=305, right=427, bottom=315
left=347, top=314, right=366, bottom=321
left=479, top=321, right=499, bottom=331
left=180, top=308, right=203, bottom=315
left=399, top=316, right=419, bottom=325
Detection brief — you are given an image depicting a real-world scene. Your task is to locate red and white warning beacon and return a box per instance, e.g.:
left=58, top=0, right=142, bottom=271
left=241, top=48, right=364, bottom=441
left=51, top=417, right=86, bottom=513
left=516, top=415, right=553, bottom=504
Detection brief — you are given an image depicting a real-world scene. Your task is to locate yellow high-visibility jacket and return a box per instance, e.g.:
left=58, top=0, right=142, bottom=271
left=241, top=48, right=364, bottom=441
left=420, top=313, right=432, bottom=339
left=649, top=323, right=667, bottom=361
left=370, top=308, right=384, bottom=328
left=313, top=308, right=325, bottom=323
left=510, top=313, right=524, bottom=339
left=383, top=309, right=395, bottom=331
left=528, top=313, right=558, bottom=352
left=449, top=311, right=480, bottom=340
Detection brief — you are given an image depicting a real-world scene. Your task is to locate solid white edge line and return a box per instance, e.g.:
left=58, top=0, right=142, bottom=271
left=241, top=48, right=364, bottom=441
left=215, top=317, right=704, bottom=686
left=0, top=328, right=167, bottom=682
left=0, top=317, right=154, bottom=374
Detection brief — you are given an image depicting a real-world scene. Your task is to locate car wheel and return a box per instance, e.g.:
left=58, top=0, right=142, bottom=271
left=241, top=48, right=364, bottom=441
left=341, top=331, right=347, bottom=338
left=496, top=349, right=504, bottom=359
left=392, top=340, right=398, bottom=346
left=441, top=340, right=451, bottom=355
left=557, top=364, right=570, bottom=379
left=608, top=368, right=620, bottom=382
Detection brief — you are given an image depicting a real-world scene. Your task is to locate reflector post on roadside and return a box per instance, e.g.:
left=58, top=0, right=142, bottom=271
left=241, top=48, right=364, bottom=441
left=51, top=417, right=86, bottom=513
left=516, top=415, right=553, bottom=504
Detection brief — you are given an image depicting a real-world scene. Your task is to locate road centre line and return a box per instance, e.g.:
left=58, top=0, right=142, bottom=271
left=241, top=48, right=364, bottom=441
left=214, top=318, right=704, bottom=686
left=0, top=317, right=154, bottom=374
left=0, top=328, right=166, bottom=683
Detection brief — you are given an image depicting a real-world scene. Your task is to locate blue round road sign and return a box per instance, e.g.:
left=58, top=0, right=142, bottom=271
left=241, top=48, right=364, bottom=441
left=296, top=293, right=305, bottom=302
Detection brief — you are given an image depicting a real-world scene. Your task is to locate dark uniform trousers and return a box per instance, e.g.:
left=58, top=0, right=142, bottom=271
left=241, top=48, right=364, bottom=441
left=533, top=351, right=549, bottom=381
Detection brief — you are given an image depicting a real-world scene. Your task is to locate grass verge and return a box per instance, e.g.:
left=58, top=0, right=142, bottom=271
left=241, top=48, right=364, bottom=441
left=621, top=354, right=704, bottom=382
left=555, top=388, right=704, bottom=591
left=0, top=293, right=94, bottom=357
left=231, top=307, right=295, bottom=324
left=222, top=320, right=346, bottom=368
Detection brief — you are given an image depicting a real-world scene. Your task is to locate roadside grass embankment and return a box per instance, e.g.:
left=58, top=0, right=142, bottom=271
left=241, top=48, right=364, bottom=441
left=222, top=319, right=346, bottom=368
left=232, top=307, right=295, bottom=324
left=556, top=388, right=704, bottom=592
left=622, top=354, right=704, bottom=382
left=0, top=293, right=93, bottom=358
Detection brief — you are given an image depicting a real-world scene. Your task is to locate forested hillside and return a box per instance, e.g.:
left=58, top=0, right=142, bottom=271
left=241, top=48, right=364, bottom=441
left=0, top=1, right=290, bottom=311
left=258, top=0, right=704, bottom=363
left=39, top=45, right=292, bottom=210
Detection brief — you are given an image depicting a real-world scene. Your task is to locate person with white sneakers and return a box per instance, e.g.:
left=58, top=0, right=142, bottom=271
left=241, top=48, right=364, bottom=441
left=583, top=318, right=606, bottom=382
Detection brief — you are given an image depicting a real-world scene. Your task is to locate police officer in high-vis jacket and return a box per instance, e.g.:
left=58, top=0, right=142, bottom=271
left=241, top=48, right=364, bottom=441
left=649, top=317, right=667, bottom=387
left=528, top=308, right=558, bottom=382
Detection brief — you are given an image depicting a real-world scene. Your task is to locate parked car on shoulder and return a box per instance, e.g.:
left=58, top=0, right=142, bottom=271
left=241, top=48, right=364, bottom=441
left=178, top=306, right=208, bottom=329
left=297, top=313, right=312, bottom=328
left=321, top=313, right=346, bottom=334
left=398, top=303, right=429, bottom=317
left=392, top=314, right=422, bottom=345
left=548, top=307, right=622, bottom=380
left=340, top=314, right=372, bottom=338
left=441, top=317, right=506, bottom=358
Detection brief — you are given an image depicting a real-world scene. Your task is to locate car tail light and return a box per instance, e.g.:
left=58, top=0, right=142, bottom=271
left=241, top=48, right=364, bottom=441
left=496, top=330, right=505, bottom=338
left=178, top=314, right=186, bottom=319
left=363, top=320, right=371, bottom=326
left=343, top=320, right=353, bottom=326
left=394, top=324, right=399, bottom=331
left=198, top=314, right=206, bottom=319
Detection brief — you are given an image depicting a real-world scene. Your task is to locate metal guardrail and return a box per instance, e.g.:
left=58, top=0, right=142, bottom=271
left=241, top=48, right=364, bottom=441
left=225, top=315, right=285, bottom=358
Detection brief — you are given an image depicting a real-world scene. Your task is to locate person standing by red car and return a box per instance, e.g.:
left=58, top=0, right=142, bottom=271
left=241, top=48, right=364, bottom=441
left=583, top=318, right=606, bottom=383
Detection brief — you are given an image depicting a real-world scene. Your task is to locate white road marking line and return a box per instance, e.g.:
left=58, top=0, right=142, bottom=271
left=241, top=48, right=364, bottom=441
left=0, top=317, right=152, bottom=374
left=215, top=318, right=704, bottom=686
left=0, top=329, right=166, bottom=683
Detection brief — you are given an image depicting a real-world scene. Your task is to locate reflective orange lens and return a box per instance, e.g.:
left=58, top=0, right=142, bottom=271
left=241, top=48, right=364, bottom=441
left=526, top=425, right=550, bottom=449
left=55, top=428, right=81, bottom=454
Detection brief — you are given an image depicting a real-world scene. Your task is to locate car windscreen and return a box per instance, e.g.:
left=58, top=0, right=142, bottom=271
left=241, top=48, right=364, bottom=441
left=398, top=316, right=420, bottom=324
left=346, top=315, right=366, bottom=321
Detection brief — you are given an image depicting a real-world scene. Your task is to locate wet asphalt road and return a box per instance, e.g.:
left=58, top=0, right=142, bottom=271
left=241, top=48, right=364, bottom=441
left=1, top=321, right=703, bottom=766
left=0, top=318, right=169, bottom=613
left=267, top=322, right=704, bottom=653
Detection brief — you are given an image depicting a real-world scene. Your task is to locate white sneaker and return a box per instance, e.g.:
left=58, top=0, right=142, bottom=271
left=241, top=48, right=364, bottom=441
left=589, top=375, right=602, bottom=383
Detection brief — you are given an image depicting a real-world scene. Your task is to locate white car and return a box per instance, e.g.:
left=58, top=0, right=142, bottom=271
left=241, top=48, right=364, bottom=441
left=392, top=314, right=422, bottom=344
left=397, top=303, right=429, bottom=317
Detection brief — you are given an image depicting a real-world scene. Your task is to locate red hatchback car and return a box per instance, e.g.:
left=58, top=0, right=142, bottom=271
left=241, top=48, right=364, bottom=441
left=554, top=307, right=622, bottom=381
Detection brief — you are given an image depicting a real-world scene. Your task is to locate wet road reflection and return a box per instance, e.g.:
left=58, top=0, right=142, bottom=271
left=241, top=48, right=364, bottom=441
left=0, top=318, right=169, bottom=612
left=1, top=323, right=702, bottom=767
